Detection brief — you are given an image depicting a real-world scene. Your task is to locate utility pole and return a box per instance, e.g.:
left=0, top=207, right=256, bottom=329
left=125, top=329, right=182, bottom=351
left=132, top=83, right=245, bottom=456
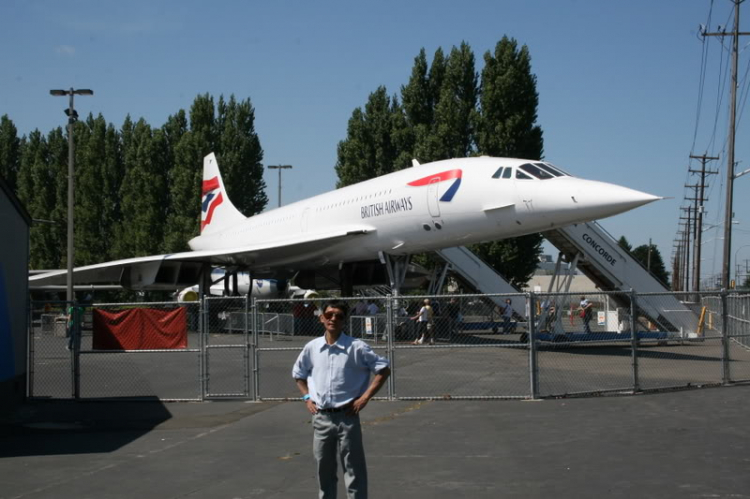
left=689, top=154, right=719, bottom=292
left=685, top=184, right=700, bottom=290
left=701, top=1, right=750, bottom=289
left=267, top=164, right=293, bottom=208
left=679, top=207, right=693, bottom=292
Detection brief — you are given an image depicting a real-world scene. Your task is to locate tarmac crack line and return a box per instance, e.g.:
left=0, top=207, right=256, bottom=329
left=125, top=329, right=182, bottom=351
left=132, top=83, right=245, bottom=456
left=363, top=400, right=431, bottom=426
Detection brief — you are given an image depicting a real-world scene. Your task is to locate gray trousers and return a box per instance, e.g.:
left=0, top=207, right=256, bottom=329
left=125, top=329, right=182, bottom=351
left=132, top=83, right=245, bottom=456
left=312, top=412, right=367, bottom=499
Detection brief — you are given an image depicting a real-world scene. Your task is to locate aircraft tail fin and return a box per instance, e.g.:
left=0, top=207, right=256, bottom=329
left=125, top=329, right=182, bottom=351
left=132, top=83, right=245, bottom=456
left=200, top=153, right=246, bottom=235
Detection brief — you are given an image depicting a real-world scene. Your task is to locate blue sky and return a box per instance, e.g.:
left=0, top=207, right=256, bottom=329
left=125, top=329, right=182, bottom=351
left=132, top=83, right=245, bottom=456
left=2, top=0, right=749, bottom=284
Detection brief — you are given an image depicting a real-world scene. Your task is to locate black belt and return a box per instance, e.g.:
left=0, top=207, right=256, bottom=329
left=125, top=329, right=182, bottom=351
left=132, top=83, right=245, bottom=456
left=318, top=405, right=352, bottom=413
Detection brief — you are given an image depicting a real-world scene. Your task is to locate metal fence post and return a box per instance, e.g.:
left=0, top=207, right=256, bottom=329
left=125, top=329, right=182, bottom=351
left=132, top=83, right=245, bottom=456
left=528, top=293, right=539, bottom=399
left=721, top=289, right=730, bottom=385
left=245, top=294, right=251, bottom=398
left=629, top=289, right=640, bottom=393
left=200, top=297, right=206, bottom=401
left=72, top=303, right=81, bottom=400
left=386, top=295, right=395, bottom=400
left=27, top=301, right=34, bottom=398
left=252, top=297, right=260, bottom=401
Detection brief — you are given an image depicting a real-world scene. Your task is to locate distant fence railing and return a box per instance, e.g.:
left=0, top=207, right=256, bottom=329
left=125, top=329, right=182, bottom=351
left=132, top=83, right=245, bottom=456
left=28, top=290, right=750, bottom=401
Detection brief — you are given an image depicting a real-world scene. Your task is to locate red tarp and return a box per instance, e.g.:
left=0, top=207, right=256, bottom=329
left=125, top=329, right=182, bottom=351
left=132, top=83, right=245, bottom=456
left=92, top=307, right=188, bottom=350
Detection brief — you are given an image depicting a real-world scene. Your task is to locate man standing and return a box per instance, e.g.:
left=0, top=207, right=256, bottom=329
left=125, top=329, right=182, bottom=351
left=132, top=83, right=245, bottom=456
left=500, top=298, right=515, bottom=334
left=579, top=296, right=594, bottom=334
left=293, top=300, right=390, bottom=499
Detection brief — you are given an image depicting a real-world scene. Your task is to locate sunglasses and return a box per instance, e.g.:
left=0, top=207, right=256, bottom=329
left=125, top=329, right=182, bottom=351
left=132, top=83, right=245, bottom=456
left=323, top=311, right=346, bottom=320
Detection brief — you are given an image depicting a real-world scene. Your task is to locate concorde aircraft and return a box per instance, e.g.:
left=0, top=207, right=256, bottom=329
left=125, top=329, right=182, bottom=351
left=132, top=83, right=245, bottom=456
left=174, top=268, right=318, bottom=302
left=29, top=153, right=660, bottom=294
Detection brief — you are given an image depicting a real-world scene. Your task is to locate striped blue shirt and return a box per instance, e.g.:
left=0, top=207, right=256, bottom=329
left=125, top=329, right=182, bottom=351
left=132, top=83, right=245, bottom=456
left=292, top=333, right=390, bottom=409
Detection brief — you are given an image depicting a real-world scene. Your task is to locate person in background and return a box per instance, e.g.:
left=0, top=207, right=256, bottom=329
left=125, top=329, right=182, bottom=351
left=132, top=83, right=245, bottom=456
left=411, top=299, right=434, bottom=345
left=444, top=297, right=461, bottom=342
left=579, top=296, right=594, bottom=333
left=366, top=301, right=379, bottom=316
left=500, top=298, right=515, bottom=334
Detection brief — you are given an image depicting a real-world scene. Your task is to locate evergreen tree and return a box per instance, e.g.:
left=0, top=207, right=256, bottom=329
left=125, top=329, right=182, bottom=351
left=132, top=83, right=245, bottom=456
left=101, top=121, right=124, bottom=260
left=75, top=115, right=122, bottom=265
left=618, top=236, right=633, bottom=252
left=469, top=37, right=545, bottom=287
left=632, top=244, right=670, bottom=287
left=18, top=130, right=61, bottom=269
left=114, top=118, right=166, bottom=258
left=47, top=127, right=69, bottom=269
left=0, top=115, right=20, bottom=190
left=217, top=95, right=267, bottom=216
left=413, top=47, right=447, bottom=162
left=335, top=86, right=403, bottom=187
left=427, top=42, right=477, bottom=160
left=334, top=39, right=546, bottom=287
left=162, top=111, right=198, bottom=253
left=401, top=49, right=432, bottom=127
left=476, top=36, right=543, bottom=159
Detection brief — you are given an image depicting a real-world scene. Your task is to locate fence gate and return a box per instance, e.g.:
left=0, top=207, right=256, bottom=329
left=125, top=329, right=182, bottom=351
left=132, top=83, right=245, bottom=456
left=203, top=297, right=253, bottom=399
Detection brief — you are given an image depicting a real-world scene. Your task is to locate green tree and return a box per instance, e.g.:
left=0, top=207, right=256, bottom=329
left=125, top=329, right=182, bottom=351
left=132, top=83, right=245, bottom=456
left=18, top=130, right=63, bottom=269
left=114, top=118, right=166, bottom=258
left=476, top=36, right=543, bottom=159
left=75, top=115, right=123, bottom=265
left=335, top=86, right=404, bottom=187
left=0, top=115, right=20, bottom=190
left=216, top=95, right=267, bottom=216
left=47, top=127, right=69, bottom=269
left=632, top=243, right=670, bottom=287
left=426, top=42, right=477, bottom=160
left=470, top=37, right=545, bottom=287
left=162, top=111, right=198, bottom=253
left=617, top=236, right=633, bottom=252
left=335, top=39, right=546, bottom=287
left=413, top=47, right=447, bottom=162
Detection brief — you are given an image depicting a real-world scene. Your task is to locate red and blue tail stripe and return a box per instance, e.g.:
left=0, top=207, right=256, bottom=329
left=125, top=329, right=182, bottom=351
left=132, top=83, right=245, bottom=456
left=201, top=177, right=223, bottom=231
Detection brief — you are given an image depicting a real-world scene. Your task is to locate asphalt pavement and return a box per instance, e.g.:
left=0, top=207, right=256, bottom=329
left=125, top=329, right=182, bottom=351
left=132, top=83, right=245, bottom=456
left=2, top=385, right=750, bottom=498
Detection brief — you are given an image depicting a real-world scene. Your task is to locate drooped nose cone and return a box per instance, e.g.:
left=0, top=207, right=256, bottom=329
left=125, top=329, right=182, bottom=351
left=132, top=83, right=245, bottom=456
left=575, top=180, right=661, bottom=220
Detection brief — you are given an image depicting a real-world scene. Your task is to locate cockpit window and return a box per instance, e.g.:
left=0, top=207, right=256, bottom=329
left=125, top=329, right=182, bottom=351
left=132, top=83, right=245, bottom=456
left=519, top=163, right=555, bottom=180
left=515, top=169, right=533, bottom=180
left=492, top=166, right=514, bottom=179
left=544, top=162, right=572, bottom=176
left=534, top=162, right=564, bottom=178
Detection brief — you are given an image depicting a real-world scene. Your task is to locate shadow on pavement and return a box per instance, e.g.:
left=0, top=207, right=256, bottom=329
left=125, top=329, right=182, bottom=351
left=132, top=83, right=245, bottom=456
left=0, top=397, right=173, bottom=458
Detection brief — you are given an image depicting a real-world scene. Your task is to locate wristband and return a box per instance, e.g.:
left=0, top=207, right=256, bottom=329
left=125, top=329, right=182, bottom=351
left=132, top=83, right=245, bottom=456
left=302, top=394, right=311, bottom=401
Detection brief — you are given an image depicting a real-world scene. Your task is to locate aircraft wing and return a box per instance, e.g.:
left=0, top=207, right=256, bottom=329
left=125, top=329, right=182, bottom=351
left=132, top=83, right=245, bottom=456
left=29, top=227, right=374, bottom=290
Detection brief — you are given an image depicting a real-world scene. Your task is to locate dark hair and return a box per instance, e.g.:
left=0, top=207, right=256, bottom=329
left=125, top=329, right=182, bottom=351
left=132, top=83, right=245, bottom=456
left=323, top=299, right=350, bottom=317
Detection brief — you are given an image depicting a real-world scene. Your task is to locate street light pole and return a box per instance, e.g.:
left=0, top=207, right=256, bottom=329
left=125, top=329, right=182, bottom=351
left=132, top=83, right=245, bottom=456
left=50, top=88, right=93, bottom=304
left=267, top=164, right=293, bottom=207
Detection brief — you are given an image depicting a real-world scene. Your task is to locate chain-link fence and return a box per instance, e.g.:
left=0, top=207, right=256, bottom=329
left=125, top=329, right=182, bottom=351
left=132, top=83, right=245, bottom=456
left=30, top=301, right=202, bottom=401
left=28, top=301, right=75, bottom=398
left=28, top=290, right=750, bottom=401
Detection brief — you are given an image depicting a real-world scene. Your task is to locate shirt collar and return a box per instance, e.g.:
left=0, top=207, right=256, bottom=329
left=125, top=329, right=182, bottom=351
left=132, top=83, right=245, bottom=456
left=319, top=333, right=351, bottom=352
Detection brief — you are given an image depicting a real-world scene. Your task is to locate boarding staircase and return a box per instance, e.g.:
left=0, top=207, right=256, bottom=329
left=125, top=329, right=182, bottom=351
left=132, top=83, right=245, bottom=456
left=434, top=246, right=524, bottom=317
left=543, top=221, right=697, bottom=335
left=433, top=222, right=699, bottom=336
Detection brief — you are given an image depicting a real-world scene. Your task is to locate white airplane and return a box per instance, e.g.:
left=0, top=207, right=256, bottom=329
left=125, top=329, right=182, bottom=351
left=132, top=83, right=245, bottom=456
left=175, top=268, right=318, bottom=301
left=29, top=153, right=660, bottom=294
